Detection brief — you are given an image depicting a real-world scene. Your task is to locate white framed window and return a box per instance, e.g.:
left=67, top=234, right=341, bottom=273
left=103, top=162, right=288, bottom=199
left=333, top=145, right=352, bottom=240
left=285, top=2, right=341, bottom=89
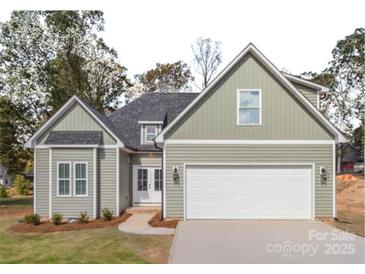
left=57, top=162, right=71, bottom=197
left=74, top=162, right=88, bottom=197
left=154, top=169, right=162, bottom=191
left=144, top=125, right=158, bottom=143
left=137, top=168, right=148, bottom=191
left=237, top=89, right=262, bottom=125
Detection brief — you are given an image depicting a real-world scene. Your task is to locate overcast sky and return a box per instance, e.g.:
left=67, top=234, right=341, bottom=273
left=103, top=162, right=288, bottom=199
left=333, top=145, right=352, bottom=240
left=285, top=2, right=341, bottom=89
left=1, top=0, right=364, bottom=82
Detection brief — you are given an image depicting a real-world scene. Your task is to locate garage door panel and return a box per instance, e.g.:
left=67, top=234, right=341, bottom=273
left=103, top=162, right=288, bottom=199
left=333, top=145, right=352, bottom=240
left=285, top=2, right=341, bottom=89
left=186, top=165, right=312, bottom=219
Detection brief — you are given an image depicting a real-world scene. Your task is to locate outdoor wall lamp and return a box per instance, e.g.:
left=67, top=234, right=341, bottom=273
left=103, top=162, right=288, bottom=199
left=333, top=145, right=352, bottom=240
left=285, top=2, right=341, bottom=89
left=320, top=166, right=327, bottom=185
left=172, top=166, right=179, bottom=184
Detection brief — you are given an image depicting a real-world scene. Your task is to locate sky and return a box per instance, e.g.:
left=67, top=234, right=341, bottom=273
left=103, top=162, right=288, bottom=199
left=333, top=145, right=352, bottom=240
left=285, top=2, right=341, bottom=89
left=0, top=0, right=364, bottom=83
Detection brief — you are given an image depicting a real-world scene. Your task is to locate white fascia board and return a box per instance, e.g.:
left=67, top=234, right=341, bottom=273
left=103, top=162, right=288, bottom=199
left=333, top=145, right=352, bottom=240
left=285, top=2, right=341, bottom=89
left=165, top=140, right=335, bottom=145
left=283, top=73, right=330, bottom=93
left=156, top=44, right=346, bottom=144
left=138, top=121, right=164, bottom=124
left=25, top=96, right=125, bottom=148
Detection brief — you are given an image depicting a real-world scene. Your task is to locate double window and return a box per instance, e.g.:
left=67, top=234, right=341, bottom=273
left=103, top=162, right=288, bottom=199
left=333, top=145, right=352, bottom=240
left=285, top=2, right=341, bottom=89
left=237, top=89, right=262, bottom=125
left=57, top=162, right=88, bottom=197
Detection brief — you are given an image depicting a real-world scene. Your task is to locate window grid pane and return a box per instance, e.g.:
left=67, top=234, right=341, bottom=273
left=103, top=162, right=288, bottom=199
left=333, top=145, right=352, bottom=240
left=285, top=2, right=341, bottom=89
left=239, top=90, right=260, bottom=124
left=137, top=169, right=148, bottom=191
left=154, top=169, right=162, bottom=191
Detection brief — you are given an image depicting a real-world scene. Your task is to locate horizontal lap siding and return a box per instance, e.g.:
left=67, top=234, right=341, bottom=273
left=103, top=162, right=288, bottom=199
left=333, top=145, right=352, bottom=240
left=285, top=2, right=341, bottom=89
left=98, top=148, right=117, bottom=216
left=35, top=149, right=49, bottom=216
left=52, top=149, right=94, bottom=218
left=165, top=144, right=333, bottom=218
left=119, top=151, right=131, bottom=209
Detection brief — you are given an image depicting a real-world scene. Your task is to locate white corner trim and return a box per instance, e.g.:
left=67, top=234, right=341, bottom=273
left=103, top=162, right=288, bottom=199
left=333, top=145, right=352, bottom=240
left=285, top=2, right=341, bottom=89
left=56, top=161, right=72, bottom=197
left=25, top=96, right=125, bottom=148
left=162, top=142, right=166, bottom=218
left=33, top=149, right=37, bottom=214
left=93, top=148, right=97, bottom=219
left=236, top=89, right=262, bottom=126
left=49, top=149, right=52, bottom=218
left=165, top=140, right=335, bottom=145
left=333, top=143, right=336, bottom=218
left=138, top=121, right=164, bottom=124
left=73, top=161, right=88, bottom=197
left=116, top=147, right=120, bottom=216
left=155, top=44, right=346, bottom=143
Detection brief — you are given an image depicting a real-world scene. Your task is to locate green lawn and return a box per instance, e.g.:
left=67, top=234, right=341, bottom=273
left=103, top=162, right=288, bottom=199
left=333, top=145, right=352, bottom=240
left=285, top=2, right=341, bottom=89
left=0, top=197, right=173, bottom=263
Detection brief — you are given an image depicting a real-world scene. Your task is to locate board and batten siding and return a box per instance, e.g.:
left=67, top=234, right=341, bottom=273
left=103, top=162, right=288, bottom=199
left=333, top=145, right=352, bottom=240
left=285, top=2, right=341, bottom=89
left=52, top=148, right=94, bottom=218
left=98, top=148, right=118, bottom=216
left=119, top=151, right=131, bottom=209
left=293, top=82, right=319, bottom=107
left=34, top=148, right=49, bottom=216
left=165, top=144, right=334, bottom=218
left=166, top=54, right=333, bottom=141
left=37, top=103, right=116, bottom=145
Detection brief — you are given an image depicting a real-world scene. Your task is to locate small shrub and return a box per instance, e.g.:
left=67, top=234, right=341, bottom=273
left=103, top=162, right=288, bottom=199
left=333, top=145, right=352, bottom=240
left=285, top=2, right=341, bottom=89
left=13, top=174, right=31, bottom=196
left=79, top=211, right=89, bottom=224
left=0, top=185, right=8, bottom=198
left=24, top=213, right=41, bottom=225
left=102, top=208, right=113, bottom=221
left=52, top=213, right=63, bottom=225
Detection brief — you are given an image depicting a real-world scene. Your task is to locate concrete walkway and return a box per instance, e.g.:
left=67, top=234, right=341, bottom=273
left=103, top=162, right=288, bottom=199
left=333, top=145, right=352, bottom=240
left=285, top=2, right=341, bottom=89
left=118, top=209, right=175, bottom=235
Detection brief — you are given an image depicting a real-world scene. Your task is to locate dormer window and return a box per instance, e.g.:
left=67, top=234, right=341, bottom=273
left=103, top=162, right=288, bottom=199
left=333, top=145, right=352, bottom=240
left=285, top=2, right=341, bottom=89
left=145, top=125, right=158, bottom=143
left=139, top=121, right=163, bottom=144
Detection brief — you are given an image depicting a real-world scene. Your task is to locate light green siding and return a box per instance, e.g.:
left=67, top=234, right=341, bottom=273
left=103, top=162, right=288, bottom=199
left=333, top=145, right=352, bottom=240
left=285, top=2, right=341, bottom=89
left=131, top=153, right=162, bottom=166
left=165, top=144, right=334, bottom=218
left=98, top=148, right=118, bottom=216
left=166, top=54, right=333, bottom=140
left=52, top=148, right=94, bottom=218
left=35, top=149, right=49, bottom=216
left=119, top=151, right=131, bottom=209
left=293, top=82, right=319, bottom=107
left=38, top=103, right=116, bottom=145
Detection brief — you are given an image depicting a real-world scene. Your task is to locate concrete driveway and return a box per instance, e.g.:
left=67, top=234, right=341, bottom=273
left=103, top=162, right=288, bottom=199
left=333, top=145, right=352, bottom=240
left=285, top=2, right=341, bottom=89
left=169, top=220, right=364, bottom=263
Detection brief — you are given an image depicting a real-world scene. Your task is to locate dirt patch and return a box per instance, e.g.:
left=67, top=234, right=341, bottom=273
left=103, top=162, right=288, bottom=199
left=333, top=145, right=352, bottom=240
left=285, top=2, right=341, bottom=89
left=148, top=211, right=178, bottom=228
left=9, top=213, right=131, bottom=234
left=0, top=206, right=32, bottom=218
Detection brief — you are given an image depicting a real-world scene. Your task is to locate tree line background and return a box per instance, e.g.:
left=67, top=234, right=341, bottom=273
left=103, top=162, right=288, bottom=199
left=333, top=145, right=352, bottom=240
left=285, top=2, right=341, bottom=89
left=0, top=11, right=363, bottom=177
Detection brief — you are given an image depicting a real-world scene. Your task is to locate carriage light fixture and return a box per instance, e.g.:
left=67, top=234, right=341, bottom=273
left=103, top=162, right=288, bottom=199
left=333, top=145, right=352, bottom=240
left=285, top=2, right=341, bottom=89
left=320, top=166, right=327, bottom=184
left=172, top=166, right=179, bottom=184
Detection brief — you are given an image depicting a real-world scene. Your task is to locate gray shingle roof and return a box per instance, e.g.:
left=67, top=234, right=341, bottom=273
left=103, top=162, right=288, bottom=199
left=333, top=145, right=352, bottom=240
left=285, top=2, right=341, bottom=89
left=109, top=93, right=199, bottom=151
left=45, top=131, right=103, bottom=145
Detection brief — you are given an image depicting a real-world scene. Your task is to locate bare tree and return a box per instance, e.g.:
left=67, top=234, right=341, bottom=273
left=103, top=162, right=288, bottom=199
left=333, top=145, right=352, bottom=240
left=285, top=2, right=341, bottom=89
left=192, top=37, right=222, bottom=90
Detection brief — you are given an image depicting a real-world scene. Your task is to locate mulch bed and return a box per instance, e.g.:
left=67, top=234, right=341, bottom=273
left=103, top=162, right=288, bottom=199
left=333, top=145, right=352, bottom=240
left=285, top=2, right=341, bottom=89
left=148, top=211, right=178, bottom=228
left=9, top=213, right=131, bottom=233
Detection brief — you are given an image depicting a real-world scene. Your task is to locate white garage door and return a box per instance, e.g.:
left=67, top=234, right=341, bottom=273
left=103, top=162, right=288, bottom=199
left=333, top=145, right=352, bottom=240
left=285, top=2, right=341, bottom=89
left=186, top=165, right=312, bottom=219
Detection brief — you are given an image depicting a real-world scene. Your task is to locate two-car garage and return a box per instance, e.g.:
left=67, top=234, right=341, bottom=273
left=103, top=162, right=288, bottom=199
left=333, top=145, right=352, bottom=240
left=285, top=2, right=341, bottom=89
left=185, top=165, right=313, bottom=220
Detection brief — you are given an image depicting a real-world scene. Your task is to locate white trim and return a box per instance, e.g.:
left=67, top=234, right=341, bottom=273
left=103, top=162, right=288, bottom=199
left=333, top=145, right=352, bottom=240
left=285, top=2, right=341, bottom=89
left=49, top=149, right=52, bottom=218
left=25, top=96, right=124, bottom=148
left=317, top=91, right=320, bottom=109
left=283, top=73, right=330, bottom=93
left=332, top=143, right=336, bottom=218
left=138, top=121, right=164, bottom=124
left=93, top=148, right=97, bottom=219
left=155, top=44, right=346, bottom=143
left=36, top=144, right=99, bottom=148
left=56, top=161, right=72, bottom=197
left=236, top=89, right=262, bottom=126
left=33, top=149, right=37, bottom=214
left=183, top=162, right=315, bottom=220
left=116, top=148, right=120, bottom=216
left=165, top=139, right=335, bottom=145
left=162, top=142, right=166, bottom=218
left=73, top=161, right=88, bottom=197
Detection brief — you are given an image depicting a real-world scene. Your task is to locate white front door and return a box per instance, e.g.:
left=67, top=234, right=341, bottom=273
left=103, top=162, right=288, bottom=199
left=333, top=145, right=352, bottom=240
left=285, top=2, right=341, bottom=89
left=133, top=166, right=162, bottom=204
